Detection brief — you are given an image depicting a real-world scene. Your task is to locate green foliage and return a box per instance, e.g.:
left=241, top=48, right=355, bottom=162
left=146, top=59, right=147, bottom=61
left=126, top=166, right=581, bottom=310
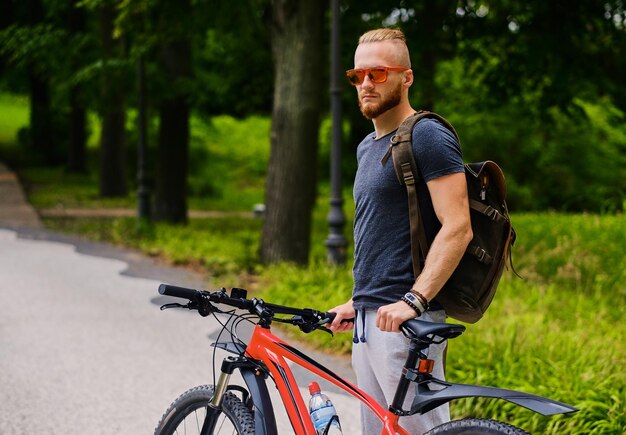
left=512, top=213, right=626, bottom=298
left=447, top=275, right=625, bottom=434
left=436, top=57, right=626, bottom=212
left=45, top=215, right=263, bottom=279
left=19, top=166, right=134, bottom=208
left=0, top=23, right=66, bottom=77
left=187, top=115, right=270, bottom=210
left=195, top=25, right=273, bottom=116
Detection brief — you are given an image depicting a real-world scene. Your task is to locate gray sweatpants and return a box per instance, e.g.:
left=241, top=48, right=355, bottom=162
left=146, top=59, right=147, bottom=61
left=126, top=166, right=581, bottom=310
left=352, top=309, right=449, bottom=435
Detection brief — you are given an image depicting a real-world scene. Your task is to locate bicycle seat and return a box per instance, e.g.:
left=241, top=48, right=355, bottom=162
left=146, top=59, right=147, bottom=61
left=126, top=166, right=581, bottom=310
left=401, top=319, right=466, bottom=341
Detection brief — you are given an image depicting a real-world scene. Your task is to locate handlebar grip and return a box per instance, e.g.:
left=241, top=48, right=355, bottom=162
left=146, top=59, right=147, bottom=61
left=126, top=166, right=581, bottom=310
left=158, top=283, right=200, bottom=301
left=322, top=312, right=355, bottom=324
left=320, top=312, right=336, bottom=323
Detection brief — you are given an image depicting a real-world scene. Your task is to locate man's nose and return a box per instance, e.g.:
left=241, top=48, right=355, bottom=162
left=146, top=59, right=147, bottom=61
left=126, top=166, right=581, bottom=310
left=361, top=73, right=375, bottom=89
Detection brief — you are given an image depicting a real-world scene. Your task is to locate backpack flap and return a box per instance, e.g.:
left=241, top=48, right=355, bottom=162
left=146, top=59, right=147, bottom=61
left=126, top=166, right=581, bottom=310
left=465, top=160, right=507, bottom=204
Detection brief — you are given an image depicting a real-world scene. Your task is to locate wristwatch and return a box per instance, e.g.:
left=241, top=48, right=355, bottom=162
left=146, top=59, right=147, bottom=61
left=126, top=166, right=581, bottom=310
left=401, top=291, right=427, bottom=315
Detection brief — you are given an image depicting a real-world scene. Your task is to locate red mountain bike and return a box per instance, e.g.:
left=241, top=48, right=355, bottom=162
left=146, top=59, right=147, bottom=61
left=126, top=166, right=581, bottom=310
left=154, top=284, right=577, bottom=434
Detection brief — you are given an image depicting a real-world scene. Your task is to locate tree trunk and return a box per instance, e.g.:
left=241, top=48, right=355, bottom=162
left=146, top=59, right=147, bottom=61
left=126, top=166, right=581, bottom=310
left=67, top=85, right=87, bottom=173
left=416, top=2, right=442, bottom=111
left=260, top=0, right=326, bottom=265
left=154, top=94, right=190, bottom=224
left=98, top=4, right=127, bottom=197
left=66, top=1, right=87, bottom=173
left=412, top=0, right=455, bottom=111
left=28, top=71, right=54, bottom=163
left=26, top=0, right=58, bottom=165
left=153, top=29, right=192, bottom=224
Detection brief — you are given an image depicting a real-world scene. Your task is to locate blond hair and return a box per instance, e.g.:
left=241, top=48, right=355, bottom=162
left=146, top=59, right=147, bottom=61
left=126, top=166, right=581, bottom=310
left=358, top=28, right=406, bottom=44
left=357, top=28, right=411, bottom=68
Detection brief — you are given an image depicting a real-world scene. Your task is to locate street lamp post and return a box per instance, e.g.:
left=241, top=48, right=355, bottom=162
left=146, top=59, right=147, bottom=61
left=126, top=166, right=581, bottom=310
left=325, top=0, right=347, bottom=265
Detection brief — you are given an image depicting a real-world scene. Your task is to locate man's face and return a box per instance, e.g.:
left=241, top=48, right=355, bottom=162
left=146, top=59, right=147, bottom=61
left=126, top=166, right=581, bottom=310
left=358, top=78, right=402, bottom=120
left=353, top=41, right=410, bottom=120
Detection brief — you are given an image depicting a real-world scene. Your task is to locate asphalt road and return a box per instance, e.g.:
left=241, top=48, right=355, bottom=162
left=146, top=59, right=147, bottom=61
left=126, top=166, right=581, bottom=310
left=0, top=228, right=361, bottom=434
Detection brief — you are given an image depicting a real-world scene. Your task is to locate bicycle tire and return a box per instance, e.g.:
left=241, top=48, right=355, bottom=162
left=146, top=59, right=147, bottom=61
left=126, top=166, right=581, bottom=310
left=154, top=385, right=255, bottom=435
left=425, top=418, right=529, bottom=434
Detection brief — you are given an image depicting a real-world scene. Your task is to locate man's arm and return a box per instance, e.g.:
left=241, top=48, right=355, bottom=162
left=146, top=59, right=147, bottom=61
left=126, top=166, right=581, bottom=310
left=376, top=172, right=472, bottom=332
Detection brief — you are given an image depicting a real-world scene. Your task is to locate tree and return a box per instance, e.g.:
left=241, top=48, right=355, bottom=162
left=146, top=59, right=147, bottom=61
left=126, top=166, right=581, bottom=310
left=448, top=0, right=626, bottom=211
left=152, top=0, right=194, bottom=223
left=260, top=0, right=326, bottom=265
left=66, top=0, right=87, bottom=173
left=98, top=2, right=127, bottom=197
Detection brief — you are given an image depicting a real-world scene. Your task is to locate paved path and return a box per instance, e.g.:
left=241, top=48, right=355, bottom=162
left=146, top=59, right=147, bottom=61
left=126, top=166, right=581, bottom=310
left=0, top=162, right=41, bottom=229
left=0, top=162, right=361, bottom=434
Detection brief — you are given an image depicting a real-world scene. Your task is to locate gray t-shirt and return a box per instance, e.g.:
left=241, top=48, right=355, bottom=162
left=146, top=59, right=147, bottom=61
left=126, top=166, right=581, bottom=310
left=352, top=118, right=464, bottom=310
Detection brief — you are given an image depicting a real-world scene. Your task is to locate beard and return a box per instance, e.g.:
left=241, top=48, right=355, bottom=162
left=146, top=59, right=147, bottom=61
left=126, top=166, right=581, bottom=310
left=358, top=81, right=403, bottom=120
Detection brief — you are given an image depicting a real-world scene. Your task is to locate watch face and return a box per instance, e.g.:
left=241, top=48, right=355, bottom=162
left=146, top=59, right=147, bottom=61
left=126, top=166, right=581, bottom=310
left=404, top=292, right=419, bottom=304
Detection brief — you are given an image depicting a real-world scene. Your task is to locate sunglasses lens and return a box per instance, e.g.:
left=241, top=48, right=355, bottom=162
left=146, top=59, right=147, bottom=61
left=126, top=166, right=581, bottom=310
left=368, top=68, right=388, bottom=83
left=347, top=70, right=364, bottom=85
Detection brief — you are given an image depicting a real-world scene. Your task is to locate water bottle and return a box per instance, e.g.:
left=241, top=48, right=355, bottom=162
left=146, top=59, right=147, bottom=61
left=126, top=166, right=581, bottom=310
left=308, top=381, right=343, bottom=435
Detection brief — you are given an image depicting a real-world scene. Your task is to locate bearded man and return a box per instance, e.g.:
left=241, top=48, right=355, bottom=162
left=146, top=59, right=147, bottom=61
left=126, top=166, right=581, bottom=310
left=329, top=28, right=472, bottom=434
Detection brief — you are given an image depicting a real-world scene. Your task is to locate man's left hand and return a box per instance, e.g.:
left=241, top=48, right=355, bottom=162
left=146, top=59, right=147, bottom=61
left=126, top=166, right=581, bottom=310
left=376, top=300, right=419, bottom=332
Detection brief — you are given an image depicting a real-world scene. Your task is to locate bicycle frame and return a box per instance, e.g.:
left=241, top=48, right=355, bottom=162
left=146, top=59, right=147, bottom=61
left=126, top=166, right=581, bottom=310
left=217, top=324, right=409, bottom=435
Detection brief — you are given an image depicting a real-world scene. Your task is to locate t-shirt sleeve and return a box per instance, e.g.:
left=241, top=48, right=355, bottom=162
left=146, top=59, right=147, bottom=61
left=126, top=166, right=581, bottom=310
left=411, top=118, right=464, bottom=182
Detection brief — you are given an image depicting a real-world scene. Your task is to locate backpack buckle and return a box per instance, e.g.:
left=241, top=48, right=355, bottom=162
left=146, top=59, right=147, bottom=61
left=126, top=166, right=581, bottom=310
left=401, top=163, right=415, bottom=185
left=486, top=206, right=499, bottom=221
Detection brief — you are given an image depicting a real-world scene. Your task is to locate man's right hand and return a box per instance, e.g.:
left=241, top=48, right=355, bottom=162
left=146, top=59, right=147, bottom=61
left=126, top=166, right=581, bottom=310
left=328, top=299, right=355, bottom=333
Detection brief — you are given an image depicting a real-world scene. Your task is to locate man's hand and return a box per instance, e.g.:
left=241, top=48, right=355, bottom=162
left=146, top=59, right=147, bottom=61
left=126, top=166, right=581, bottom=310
left=376, top=300, right=418, bottom=332
left=328, top=300, right=355, bottom=333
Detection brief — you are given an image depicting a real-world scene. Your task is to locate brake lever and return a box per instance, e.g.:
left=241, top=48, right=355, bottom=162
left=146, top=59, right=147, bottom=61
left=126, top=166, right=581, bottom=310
left=160, top=302, right=187, bottom=310
left=197, top=294, right=214, bottom=317
left=292, top=315, right=335, bottom=336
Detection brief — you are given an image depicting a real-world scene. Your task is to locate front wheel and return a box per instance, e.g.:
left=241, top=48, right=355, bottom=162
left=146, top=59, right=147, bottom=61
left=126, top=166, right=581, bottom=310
left=154, top=385, right=255, bottom=435
left=425, top=418, right=529, bottom=434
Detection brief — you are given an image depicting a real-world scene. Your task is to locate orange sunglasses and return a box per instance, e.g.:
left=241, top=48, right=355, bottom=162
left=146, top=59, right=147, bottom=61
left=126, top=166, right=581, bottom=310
left=345, top=66, right=408, bottom=86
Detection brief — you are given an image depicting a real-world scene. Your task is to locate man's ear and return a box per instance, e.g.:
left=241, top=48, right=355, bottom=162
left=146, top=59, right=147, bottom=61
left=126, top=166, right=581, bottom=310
left=404, top=69, right=414, bottom=87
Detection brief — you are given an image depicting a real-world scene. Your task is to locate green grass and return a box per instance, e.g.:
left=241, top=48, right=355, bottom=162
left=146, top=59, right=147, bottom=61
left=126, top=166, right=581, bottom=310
left=0, top=93, right=29, bottom=165
left=19, top=166, right=136, bottom=208
left=187, top=115, right=270, bottom=210
left=45, top=216, right=263, bottom=281
left=0, top=93, right=28, bottom=143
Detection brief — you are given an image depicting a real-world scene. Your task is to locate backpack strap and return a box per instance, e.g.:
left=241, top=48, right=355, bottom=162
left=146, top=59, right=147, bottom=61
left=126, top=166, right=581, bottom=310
left=381, top=110, right=459, bottom=279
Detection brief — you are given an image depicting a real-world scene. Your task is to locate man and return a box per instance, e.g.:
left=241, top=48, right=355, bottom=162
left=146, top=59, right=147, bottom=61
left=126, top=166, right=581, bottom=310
left=329, top=28, right=473, bottom=434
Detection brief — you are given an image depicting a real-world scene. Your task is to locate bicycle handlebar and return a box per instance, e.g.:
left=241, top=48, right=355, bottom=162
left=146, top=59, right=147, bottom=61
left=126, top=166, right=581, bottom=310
left=158, top=283, right=338, bottom=329
left=158, top=283, right=202, bottom=301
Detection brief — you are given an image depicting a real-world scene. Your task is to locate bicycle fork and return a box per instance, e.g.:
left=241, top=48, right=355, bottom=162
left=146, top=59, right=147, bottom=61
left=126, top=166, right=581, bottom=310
left=209, top=365, right=232, bottom=409
left=209, top=353, right=279, bottom=435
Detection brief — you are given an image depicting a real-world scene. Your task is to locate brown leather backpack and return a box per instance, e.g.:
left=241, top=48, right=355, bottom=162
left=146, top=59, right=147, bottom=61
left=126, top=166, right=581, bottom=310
left=382, top=111, right=517, bottom=323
